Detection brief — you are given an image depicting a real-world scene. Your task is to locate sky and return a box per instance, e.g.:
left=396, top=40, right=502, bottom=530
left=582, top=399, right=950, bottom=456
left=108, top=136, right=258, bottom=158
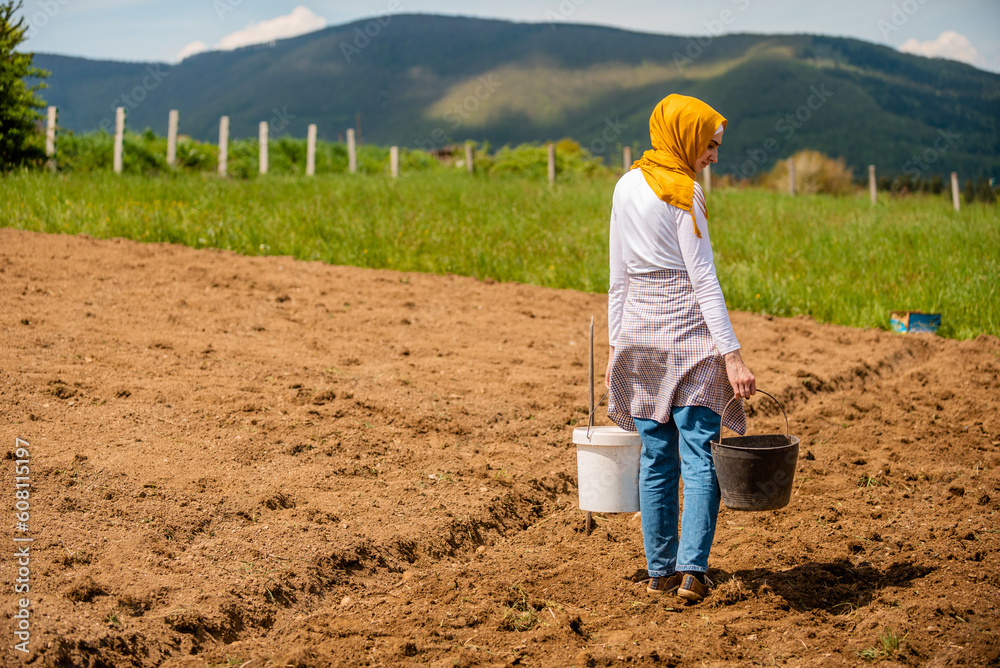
left=18, top=0, right=1000, bottom=73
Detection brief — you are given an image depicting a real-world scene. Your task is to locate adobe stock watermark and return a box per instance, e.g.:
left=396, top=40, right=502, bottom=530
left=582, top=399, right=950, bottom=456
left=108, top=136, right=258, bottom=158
left=901, top=127, right=960, bottom=180
left=97, top=65, right=170, bottom=134
left=414, top=74, right=501, bottom=151
left=545, top=0, right=587, bottom=30
left=22, top=0, right=72, bottom=39
left=268, top=107, right=296, bottom=135
left=876, top=0, right=930, bottom=39
left=12, top=438, right=33, bottom=656
left=731, top=84, right=833, bottom=180
left=213, top=0, right=243, bottom=21
left=672, top=0, right=752, bottom=72
left=340, top=0, right=407, bottom=63
left=586, top=117, right=628, bottom=157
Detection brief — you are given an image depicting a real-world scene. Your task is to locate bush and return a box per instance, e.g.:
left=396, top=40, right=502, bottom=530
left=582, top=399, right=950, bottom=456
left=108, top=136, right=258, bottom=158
left=55, top=129, right=170, bottom=174
left=44, top=130, right=456, bottom=179
left=974, top=178, right=996, bottom=204
left=488, top=139, right=606, bottom=179
left=355, top=144, right=390, bottom=175
left=40, top=131, right=612, bottom=181
left=175, top=138, right=216, bottom=171
left=400, top=147, right=442, bottom=172
left=764, top=149, right=854, bottom=195
left=891, top=173, right=915, bottom=195
left=54, top=131, right=113, bottom=172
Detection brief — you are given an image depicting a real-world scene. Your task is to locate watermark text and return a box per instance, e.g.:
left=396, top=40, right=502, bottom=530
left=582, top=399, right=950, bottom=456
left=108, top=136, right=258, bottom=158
left=12, top=438, right=33, bottom=655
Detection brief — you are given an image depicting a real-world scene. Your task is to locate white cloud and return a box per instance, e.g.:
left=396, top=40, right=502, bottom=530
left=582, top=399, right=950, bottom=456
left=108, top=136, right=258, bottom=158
left=899, top=30, right=987, bottom=69
left=177, top=40, right=208, bottom=61
left=177, top=6, right=326, bottom=61
left=216, top=6, right=327, bottom=50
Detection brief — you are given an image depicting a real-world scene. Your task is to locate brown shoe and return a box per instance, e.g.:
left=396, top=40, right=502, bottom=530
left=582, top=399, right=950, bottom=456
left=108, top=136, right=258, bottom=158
left=677, top=573, right=713, bottom=602
left=647, top=573, right=683, bottom=594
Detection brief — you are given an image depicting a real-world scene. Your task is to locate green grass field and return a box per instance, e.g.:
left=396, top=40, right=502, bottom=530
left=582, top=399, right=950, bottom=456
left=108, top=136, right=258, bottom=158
left=2, top=170, right=997, bottom=339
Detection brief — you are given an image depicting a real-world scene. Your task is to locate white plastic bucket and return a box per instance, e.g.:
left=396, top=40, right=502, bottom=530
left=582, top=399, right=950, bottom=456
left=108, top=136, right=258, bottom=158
left=573, top=426, right=642, bottom=513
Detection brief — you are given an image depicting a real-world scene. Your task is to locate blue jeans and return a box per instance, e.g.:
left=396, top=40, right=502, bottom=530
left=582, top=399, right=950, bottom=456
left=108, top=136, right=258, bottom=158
left=634, top=406, right=722, bottom=577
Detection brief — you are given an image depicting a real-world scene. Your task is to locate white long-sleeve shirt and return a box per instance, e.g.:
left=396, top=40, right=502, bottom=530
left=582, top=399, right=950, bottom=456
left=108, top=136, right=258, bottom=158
left=608, top=168, right=740, bottom=355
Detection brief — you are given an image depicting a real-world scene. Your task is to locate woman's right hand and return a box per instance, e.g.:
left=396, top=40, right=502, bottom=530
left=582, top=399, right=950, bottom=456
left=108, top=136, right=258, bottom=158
left=604, top=346, right=615, bottom=388
left=724, top=349, right=756, bottom=399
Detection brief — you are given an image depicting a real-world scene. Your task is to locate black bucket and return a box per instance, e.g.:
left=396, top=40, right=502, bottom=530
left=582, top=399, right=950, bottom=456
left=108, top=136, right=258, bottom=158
left=711, top=391, right=799, bottom=511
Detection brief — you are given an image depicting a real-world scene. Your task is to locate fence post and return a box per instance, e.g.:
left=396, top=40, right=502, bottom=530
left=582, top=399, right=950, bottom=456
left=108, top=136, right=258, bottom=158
left=622, top=145, right=632, bottom=175
left=465, top=142, right=474, bottom=174
left=704, top=163, right=712, bottom=195
left=868, top=165, right=877, bottom=204
left=547, top=142, right=556, bottom=185
left=218, top=116, right=229, bottom=177
left=390, top=146, right=399, bottom=178
left=306, top=123, right=317, bottom=176
left=951, top=172, right=960, bottom=212
left=259, top=121, right=269, bottom=175
left=113, top=107, right=125, bottom=174
left=167, top=109, right=179, bottom=167
left=787, top=157, right=796, bottom=195
left=347, top=128, right=357, bottom=174
left=45, top=106, right=57, bottom=172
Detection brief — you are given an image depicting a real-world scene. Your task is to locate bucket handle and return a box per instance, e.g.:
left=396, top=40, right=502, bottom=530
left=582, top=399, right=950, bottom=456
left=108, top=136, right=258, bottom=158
left=719, top=390, right=790, bottom=439
left=587, top=390, right=610, bottom=440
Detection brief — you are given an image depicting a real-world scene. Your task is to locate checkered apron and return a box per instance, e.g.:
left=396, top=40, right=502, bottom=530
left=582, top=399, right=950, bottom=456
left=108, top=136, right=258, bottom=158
left=608, top=269, right=746, bottom=435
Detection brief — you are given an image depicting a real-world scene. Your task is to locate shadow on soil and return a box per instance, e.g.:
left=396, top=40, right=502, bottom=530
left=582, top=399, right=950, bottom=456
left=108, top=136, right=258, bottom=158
left=728, top=560, right=935, bottom=613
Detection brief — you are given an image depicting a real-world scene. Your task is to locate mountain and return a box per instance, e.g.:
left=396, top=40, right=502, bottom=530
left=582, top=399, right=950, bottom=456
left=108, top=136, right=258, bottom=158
left=31, top=14, right=1000, bottom=179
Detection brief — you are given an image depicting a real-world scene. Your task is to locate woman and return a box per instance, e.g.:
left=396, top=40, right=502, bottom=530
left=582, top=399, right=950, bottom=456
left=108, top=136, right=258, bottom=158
left=605, top=94, right=755, bottom=603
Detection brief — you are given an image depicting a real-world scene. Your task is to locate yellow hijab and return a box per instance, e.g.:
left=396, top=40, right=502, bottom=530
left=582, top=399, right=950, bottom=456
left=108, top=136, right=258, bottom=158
left=631, top=94, right=727, bottom=238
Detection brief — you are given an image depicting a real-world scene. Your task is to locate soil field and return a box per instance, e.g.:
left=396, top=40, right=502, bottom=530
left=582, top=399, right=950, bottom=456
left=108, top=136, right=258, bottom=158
left=1, top=228, right=998, bottom=668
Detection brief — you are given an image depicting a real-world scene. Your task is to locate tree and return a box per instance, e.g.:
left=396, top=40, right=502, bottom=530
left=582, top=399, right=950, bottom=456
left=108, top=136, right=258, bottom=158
left=0, top=0, right=48, bottom=170
left=962, top=178, right=975, bottom=205
left=975, top=177, right=996, bottom=205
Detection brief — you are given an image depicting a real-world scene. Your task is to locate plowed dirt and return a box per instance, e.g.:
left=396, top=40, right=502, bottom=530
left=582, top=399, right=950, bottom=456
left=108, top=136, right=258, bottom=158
left=1, top=228, right=998, bottom=667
